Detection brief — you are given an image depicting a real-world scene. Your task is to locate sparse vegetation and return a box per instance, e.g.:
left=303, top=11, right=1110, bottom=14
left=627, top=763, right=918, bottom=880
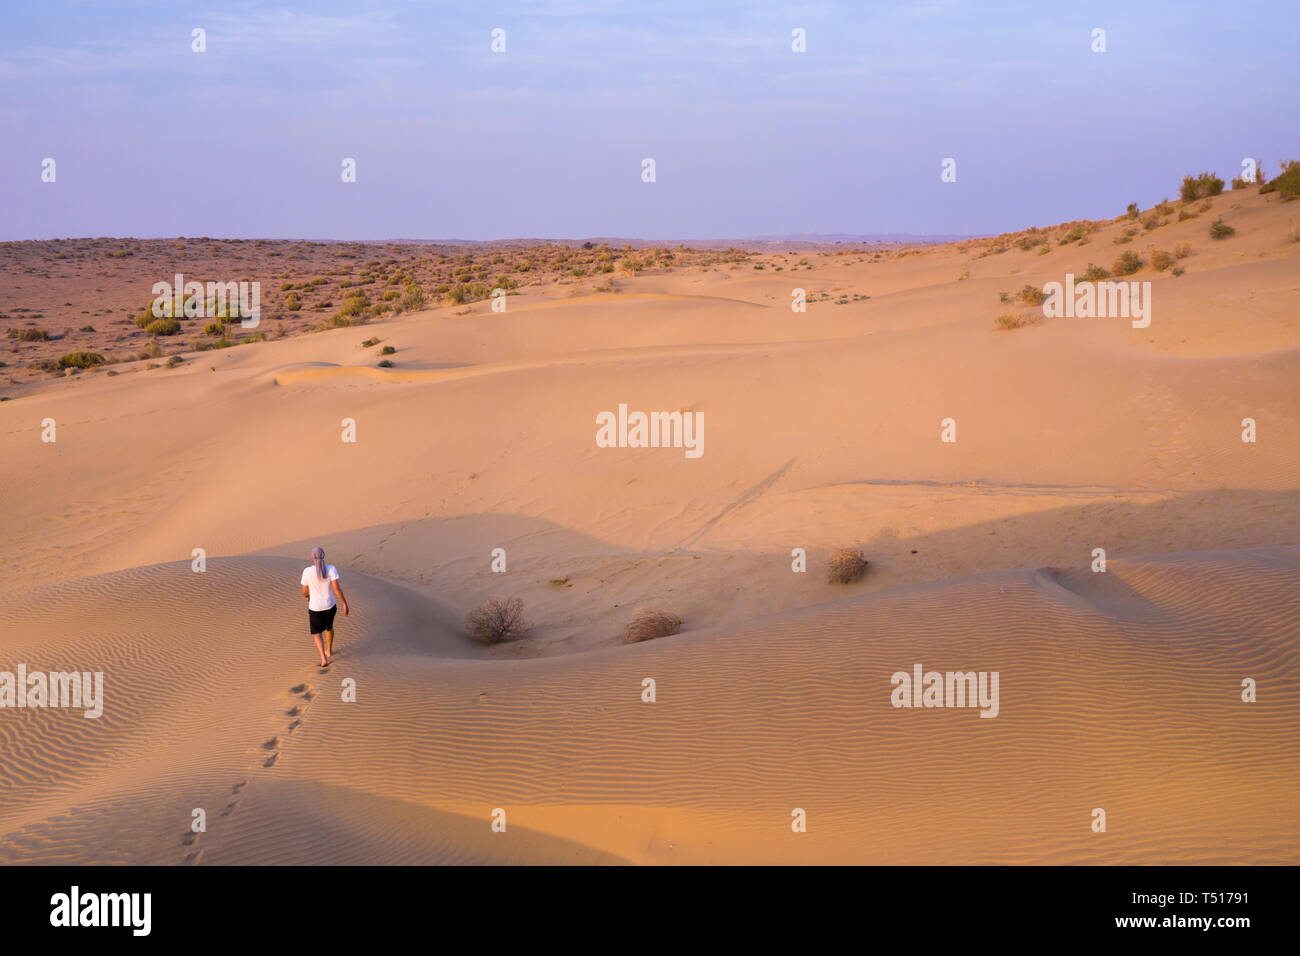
left=58, top=351, right=105, bottom=369
left=623, top=609, right=683, bottom=644
left=827, top=548, right=869, bottom=583
left=1209, top=217, right=1235, bottom=239
left=1180, top=172, right=1225, bottom=201
left=1112, top=250, right=1143, bottom=276
left=1150, top=249, right=1174, bottom=271
left=466, top=597, right=529, bottom=644
left=1017, top=284, right=1047, bottom=306
left=1081, top=263, right=1111, bottom=281
left=1260, top=160, right=1300, bottom=200
left=145, top=318, right=181, bottom=336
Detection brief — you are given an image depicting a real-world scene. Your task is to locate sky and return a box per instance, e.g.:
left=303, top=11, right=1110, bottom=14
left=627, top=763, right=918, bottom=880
left=1, top=0, right=1297, bottom=241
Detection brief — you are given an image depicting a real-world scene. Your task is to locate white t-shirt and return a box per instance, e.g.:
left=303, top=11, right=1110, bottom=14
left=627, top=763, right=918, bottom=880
left=301, top=564, right=340, bottom=611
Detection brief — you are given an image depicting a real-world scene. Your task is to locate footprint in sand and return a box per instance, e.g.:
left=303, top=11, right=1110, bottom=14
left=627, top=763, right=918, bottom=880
left=286, top=705, right=301, bottom=717
left=220, top=801, right=239, bottom=817
left=182, top=850, right=203, bottom=865
left=263, top=752, right=279, bottom=768
left=232, top=781, right=247, bottom=794
left=287, top=719, right=301, bottom=733
left=261, top=737, right=279, bottom=750
left=181, top=832, right=198, bottom=846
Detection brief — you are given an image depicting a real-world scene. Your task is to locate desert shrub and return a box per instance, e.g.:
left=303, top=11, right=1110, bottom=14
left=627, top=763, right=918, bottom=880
left=203, top=321, right=225, bottom=336
left=1180, top=172, right=1224, bottom=200
left=146, top=318, right=180, bottom=336
left=1112, top=250, right=1142, bottom=276
left=339, top=294, right=368, bottom=318
left=285, top=292, right=302, bottom=311
left=1081, top=262, right=1111, bottom=281
left=1125, top=202, right=1139, bottom=219
left=1259, top=160, right=1300, bottom=200
left=7, top=327, right=49, bottom=342
left=79, top=324, right=95, bottom=333
left=1209, top=217, right=1235, bottom=239
left=58, top=351, right=105, bottom=369
left=1173, top=242, right=1192, bottom=259
left=401, top=282, right=425, bottom=310
left=1150, top=249, right=1174, bottom=271
left=623, top=609, right=682, bottom=644
left=1141, top=213, right=1162, bottom=230
left=377, top=359, right=393, bottom=368
left=1156, top=199, right=1173, bottom=215
left=380, top=345, right=395, bottom=355
left=994, top=312, right=1030, bottom=330
left=1017, top=284, right=1047, bottom=306
left=1177, top=206, right=1196, bottom=222
left=466, top=597, right=529, bottom=644
left=827, top=547, right=869, bottom=583
left=360, top=337, right=379, bottom=348
left=1172, top=266, right=1185, bottom=277
left=165, top=355, right=184, bottom=368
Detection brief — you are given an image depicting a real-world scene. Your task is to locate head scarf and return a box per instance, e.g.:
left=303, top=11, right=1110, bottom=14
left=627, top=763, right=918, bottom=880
left=311, top=546, right=327, bottom=581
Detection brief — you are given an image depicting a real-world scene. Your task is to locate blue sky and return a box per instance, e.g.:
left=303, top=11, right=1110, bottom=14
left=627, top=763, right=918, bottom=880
left=2, top=1, right=1296, bottom=240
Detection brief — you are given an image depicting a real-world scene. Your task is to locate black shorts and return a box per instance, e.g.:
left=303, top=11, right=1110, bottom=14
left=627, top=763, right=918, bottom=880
left=308, top=605, right=338, bottom=634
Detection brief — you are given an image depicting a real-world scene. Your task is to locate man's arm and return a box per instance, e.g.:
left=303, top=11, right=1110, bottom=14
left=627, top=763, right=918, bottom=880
left=332, top=579, right=349, bottom=615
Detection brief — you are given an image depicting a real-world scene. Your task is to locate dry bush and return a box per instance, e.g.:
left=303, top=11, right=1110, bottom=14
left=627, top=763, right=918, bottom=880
left=1112, top=250, right=1143, bottom=276
left=466, top=596, right=529, bottom=644
left=1173, top=242, right=1193, bottom=259
left=1209, top=217, right=1235, bottom=239
left=623, top=609, right=682, bottom=644
left=1150, top=249, right=1174, bottom=271
left=994, top=311, right=1035, bottom=331
left=827, top=548, right=869, bottom=583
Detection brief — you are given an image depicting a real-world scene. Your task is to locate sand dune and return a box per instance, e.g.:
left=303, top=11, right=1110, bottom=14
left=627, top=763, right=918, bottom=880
left=1, top=186, right=1297, bottom=863
left=1, top=549, right=1295, bottom=864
